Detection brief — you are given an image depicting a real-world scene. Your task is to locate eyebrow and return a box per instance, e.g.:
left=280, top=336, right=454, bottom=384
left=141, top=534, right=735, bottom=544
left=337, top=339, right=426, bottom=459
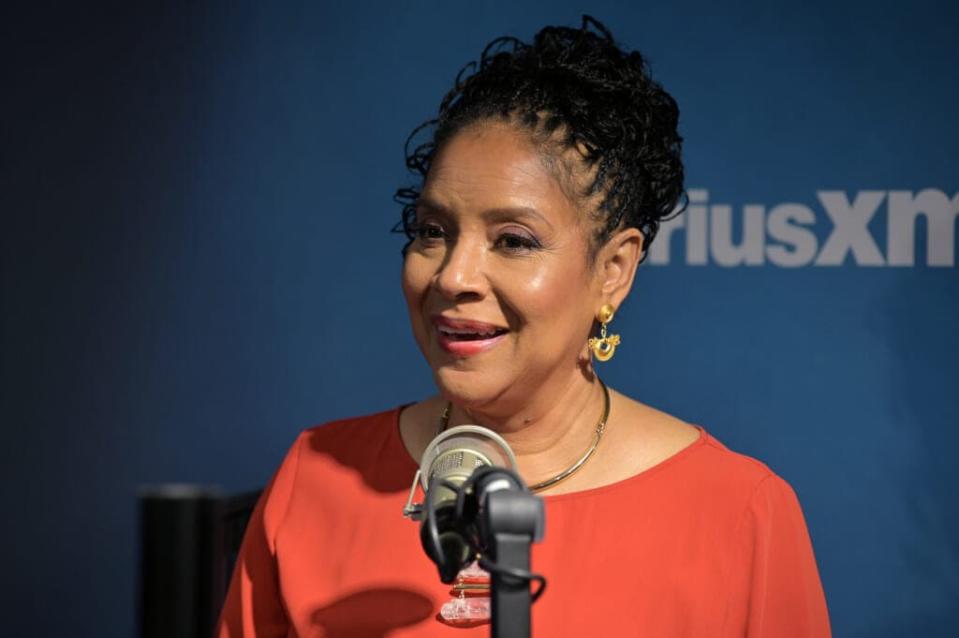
left=417, top=197, right=555, bottom=230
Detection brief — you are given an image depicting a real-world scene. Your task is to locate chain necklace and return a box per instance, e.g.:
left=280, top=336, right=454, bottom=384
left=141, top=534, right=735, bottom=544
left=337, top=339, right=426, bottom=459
left=438, top=380, right=611, bottom=492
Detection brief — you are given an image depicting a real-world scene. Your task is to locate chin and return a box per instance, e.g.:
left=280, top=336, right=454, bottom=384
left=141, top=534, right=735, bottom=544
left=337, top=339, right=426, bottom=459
left=432, top=366, right=507, bottom=410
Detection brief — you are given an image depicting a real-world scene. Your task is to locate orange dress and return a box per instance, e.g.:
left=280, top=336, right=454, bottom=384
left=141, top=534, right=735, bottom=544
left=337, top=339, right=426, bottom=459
left=218, top=408, right=830, bottom=637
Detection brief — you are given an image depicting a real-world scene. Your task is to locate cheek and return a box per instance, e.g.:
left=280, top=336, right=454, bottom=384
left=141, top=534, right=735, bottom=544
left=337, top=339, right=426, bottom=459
left=401, top=255, right=428, bottom=304
left=498, top=258, right=592, bottom=327
left=401, top=256, right=433, bottom=338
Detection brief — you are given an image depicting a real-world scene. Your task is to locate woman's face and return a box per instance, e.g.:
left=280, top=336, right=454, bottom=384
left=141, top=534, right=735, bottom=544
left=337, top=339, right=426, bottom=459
left=401, top=122, right=607, bottom=412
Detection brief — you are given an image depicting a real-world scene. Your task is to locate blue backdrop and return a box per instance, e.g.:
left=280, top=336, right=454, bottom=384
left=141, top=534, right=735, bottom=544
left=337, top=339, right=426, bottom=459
left=1, top=1, right=956, bottom=636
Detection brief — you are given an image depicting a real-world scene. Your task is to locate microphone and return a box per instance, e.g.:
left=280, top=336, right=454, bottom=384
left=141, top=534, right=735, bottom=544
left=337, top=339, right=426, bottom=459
left=402, top=425, right=520, bottom=583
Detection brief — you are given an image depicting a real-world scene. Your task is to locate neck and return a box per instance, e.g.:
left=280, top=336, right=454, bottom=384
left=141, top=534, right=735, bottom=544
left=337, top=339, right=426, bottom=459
left=445, top=368, right=608, bottom=485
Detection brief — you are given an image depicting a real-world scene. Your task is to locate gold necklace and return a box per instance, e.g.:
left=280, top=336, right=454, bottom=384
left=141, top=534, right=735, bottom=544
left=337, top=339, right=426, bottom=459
left=438, top=381, right=611, bottom=492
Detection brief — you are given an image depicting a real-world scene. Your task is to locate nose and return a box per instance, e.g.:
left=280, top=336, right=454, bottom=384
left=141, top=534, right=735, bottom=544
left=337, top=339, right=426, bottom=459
left=432, top=235, right=487, bottom=301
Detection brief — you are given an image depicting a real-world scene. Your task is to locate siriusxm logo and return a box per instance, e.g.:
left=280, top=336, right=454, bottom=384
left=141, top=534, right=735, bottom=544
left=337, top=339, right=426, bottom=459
left=649, top=189, right=958, bottom=267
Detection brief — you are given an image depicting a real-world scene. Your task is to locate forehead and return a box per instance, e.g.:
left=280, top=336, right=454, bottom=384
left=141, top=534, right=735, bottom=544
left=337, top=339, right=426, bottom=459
left=422, top=123, right=581, bottom=224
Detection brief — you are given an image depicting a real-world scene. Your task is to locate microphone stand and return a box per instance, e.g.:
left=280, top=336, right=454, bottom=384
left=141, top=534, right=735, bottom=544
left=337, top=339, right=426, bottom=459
left=475, top=472, right=545, bottom=638
left=482, top=490, right=542, bottom=638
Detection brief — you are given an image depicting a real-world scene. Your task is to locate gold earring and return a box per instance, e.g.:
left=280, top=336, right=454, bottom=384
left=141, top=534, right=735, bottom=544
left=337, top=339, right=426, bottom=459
left=588, top=304, right=620, bottom=362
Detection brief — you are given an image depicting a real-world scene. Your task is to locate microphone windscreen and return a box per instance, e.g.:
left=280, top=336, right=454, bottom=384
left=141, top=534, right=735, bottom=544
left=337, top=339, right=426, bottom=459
left=418, top=425, right=518, bottom=494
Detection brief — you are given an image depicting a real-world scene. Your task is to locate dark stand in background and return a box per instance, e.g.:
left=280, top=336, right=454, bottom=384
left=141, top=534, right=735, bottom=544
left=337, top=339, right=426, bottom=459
left=139, top=486, right=260, bottom=638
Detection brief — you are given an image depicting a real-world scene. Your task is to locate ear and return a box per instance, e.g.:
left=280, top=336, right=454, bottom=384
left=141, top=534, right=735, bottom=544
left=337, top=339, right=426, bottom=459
left=595, top=228, right=644, bottom=309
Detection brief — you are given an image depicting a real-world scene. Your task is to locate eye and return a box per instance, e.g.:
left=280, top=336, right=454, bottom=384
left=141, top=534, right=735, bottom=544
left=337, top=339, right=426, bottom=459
left=412, top=221, right=448, bottom=243
left=494, top=231, right=540, bottom=252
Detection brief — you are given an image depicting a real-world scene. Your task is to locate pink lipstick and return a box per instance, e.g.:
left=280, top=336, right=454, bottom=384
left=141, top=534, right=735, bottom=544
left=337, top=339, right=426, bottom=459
left=432, top=315, right=509, bottom=357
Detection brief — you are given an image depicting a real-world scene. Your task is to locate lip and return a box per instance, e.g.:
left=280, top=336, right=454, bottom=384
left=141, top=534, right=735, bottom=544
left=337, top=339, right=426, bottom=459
left=431, top=314, right=509, bottom=357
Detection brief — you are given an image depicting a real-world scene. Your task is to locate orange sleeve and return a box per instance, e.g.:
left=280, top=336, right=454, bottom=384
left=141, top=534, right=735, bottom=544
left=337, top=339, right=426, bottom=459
left=217, top=433, right=304, bottom=638
left=733, top=474, right=831, bottom=638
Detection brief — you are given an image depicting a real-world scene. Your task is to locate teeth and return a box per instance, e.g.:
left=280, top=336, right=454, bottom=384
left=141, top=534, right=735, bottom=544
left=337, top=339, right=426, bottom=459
left=439, top=326, right=500, bottom=337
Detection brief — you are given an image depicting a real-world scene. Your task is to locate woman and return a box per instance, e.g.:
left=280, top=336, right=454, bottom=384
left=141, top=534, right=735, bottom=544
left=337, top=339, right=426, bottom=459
left=218, top=16, right=830, bottom=637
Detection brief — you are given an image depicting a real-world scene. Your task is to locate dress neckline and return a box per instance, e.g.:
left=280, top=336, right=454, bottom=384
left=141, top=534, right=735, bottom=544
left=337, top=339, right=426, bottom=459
left=391, top=404, right=709, bottom=503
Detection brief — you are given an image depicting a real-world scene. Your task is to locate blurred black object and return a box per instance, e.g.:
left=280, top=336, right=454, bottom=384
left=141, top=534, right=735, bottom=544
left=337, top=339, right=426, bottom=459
left=139, top=485, right=261, bottom=638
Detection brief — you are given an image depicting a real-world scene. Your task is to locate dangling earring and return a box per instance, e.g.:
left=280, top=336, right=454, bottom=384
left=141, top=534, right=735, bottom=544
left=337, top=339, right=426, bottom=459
left=588, top=304, right=620, bottom=362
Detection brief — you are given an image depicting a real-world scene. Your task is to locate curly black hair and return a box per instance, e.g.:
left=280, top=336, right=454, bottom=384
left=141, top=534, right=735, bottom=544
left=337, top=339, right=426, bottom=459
left=394, top=15, right=685, bottom=262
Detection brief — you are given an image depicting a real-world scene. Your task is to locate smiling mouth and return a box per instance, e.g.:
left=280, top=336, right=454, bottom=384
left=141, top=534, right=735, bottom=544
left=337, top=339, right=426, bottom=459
left=432, top=315, right=510, bottom=355
left=437, top=326, right=509, bottom=341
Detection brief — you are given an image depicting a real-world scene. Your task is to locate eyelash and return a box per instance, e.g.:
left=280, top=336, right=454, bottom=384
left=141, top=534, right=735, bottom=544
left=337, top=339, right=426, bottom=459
left=412, top=222, right=446, bottom=242
left=410, top=223, right=541, bottom=253
left=495, top=233, right=539, bottom=251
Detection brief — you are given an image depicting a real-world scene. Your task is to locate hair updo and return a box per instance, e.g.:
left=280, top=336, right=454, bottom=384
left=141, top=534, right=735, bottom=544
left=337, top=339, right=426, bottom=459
left=394, top=15, right=685, bottom=262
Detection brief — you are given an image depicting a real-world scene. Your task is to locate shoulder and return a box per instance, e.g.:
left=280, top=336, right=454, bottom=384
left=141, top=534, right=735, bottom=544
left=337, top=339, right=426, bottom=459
left=608, top=391, right=777, bottom=500
left=678, top=431, right=817, bottom=539
left=299, top=406, right=401, bottom=451
left=272, top=406, right=417, bottom=499
left=260, top=407, right=407, bottom=496
left=620, top=418, right=795, bottom=519
left=680, top=429, right=805, bottom=509
left=282, top=406, right=411, bottom=476
left=694, top=431, right=779, bottom=489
